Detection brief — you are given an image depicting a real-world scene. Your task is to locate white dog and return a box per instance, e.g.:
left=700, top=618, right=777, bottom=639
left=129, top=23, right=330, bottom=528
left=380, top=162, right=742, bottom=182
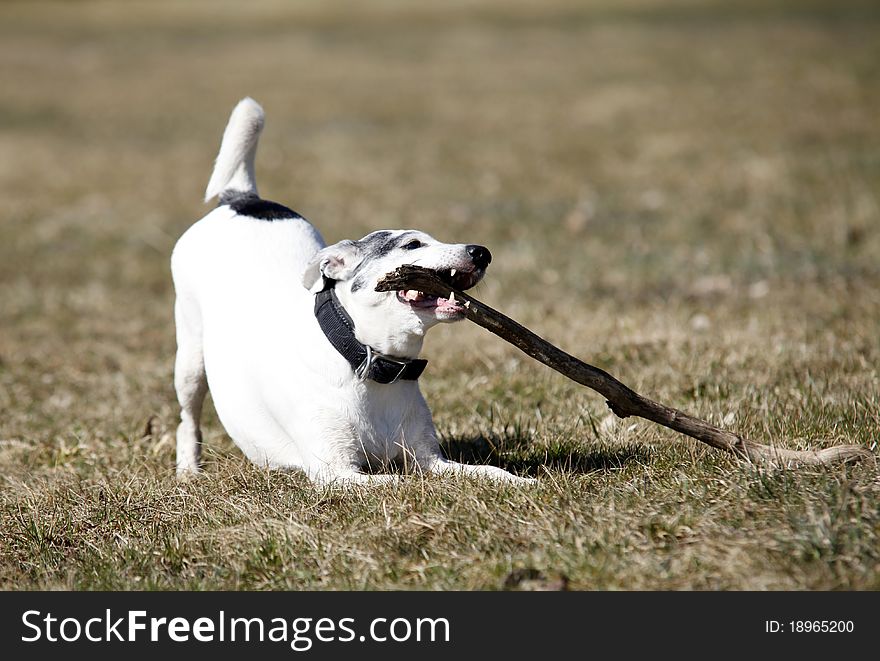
left=171, top=98, right=527, bottom=485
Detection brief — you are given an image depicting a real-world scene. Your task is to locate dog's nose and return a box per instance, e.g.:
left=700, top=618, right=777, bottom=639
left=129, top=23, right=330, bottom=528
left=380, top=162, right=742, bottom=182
left=466, top=244, right=492, bottom=269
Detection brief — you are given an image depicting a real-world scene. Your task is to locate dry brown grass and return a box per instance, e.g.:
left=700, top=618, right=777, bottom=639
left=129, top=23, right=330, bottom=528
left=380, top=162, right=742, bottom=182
left=1, top=0, right=878, bottom=590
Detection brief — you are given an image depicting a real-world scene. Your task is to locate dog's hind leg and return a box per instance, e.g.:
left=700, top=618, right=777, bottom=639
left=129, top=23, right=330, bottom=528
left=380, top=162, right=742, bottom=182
left=173, top=296, right=208, bottom=477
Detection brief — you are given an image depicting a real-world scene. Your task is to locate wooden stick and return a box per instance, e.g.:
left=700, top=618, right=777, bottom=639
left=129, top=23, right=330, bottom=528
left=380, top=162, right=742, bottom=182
left=377, top=266, right=872, bottom=467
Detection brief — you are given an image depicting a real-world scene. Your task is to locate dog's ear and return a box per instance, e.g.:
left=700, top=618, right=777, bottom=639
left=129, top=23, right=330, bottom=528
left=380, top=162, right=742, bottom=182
left=302, top=240, right=364, bottom=293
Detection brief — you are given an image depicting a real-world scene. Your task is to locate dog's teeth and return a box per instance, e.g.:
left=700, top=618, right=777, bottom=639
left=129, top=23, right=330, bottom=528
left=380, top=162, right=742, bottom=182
left=449, top=291, right=456, bottom=303
left=464, top=300, right=471, bottom=308
left=450, top=268, right=457, bottom=277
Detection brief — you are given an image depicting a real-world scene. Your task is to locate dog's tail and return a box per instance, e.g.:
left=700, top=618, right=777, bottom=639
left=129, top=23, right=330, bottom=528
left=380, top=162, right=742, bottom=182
left=204, top=97, right=265, bottom=202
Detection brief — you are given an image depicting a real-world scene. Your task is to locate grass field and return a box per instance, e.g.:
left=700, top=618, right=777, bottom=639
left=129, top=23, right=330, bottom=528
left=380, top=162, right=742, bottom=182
left=1, top=0, right=878, bottom=590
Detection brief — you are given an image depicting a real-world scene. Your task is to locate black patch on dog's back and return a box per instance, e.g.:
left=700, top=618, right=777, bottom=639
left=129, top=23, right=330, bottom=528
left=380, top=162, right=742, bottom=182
left=220, top=191, right=303, bottom=221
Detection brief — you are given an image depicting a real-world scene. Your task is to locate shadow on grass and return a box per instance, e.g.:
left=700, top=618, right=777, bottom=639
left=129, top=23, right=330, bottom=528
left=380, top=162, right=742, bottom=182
left=439, top=435, right=651, bottom=478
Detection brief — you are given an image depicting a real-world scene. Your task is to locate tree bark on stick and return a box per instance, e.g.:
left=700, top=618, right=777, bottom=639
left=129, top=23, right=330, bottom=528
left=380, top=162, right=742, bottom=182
left=377, top=266, right=872, bottom=468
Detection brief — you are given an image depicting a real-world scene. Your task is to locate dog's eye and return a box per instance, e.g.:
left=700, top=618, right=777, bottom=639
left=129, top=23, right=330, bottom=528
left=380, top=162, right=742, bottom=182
left=401, top=239, right=423, bottom=250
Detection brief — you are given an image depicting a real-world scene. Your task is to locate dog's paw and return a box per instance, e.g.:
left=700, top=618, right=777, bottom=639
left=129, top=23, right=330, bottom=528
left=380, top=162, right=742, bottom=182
left=175, top=466, right=201, bottom=481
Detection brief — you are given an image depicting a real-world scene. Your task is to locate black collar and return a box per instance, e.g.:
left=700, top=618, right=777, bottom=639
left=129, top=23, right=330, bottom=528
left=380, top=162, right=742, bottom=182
left=314, top=282, right=427, bottom=384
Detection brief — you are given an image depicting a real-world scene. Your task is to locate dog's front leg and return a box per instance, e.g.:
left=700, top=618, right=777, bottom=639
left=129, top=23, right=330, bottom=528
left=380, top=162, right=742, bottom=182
left=424, top=457, right=536, bottom=484
left=306, top=466, right=401, bottom=488
left=405, top=402, right=535, bottom=484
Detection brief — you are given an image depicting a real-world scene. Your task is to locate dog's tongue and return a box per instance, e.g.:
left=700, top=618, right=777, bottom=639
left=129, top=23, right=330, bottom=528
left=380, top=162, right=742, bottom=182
left=434, top=296, right=464, bottom=313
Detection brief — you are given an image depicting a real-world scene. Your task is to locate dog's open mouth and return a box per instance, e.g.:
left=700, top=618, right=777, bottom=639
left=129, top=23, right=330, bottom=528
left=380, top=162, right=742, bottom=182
left=396, top=267, right=481, bottom=316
